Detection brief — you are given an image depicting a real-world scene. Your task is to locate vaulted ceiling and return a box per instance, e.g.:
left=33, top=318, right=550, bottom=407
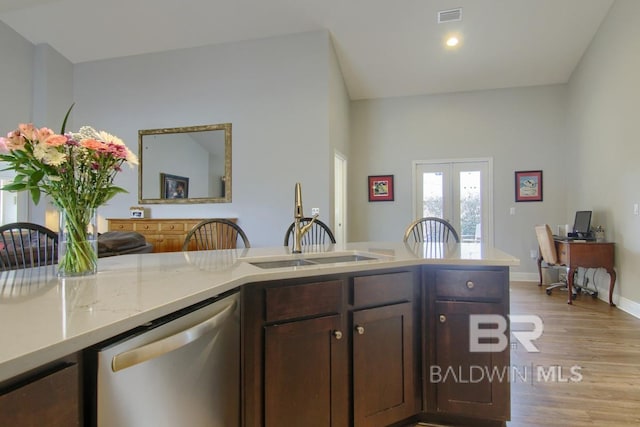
left=0, top=0, right=614, bottom=100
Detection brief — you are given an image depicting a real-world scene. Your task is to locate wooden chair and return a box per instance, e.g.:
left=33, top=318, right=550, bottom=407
left=182, top=219, right=250, bottom=251
left=403, top=217, right=460, bottom=243
left=0, top=222, right=58, bottom=271
left=283, top=218, right=336, bottom=246
left=534, top=224, right=571, bottom=296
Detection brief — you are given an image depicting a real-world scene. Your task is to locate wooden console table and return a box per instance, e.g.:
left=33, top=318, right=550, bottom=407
left=552, top=239, right=616, bottom=306
left=107, top=218, right=236, bottom=253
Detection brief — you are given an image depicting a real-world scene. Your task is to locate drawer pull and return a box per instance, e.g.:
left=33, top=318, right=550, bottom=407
left=355, top=325, right=365, bottom=335
left=333, top=330, right=343, bottom=340
left=466, top=280, right=475, bottom=290
left=439, top=314, right=446, bottom=323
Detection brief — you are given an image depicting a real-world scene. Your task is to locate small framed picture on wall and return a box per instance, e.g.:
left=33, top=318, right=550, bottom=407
left=368, top=175, right=394, bottom=202
left=515, top=170, right=543, bottom=202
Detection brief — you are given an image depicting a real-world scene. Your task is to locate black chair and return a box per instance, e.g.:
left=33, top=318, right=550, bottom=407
left=403, top=217, right=460, bottom=243
left=182, top=219, right=250, bottom=251
left=283, top=217, right=336, bottom=246
left=0, top=222, right=58, bottom=271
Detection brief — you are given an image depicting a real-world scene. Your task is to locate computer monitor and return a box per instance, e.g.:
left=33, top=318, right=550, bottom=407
left=573, top=210, right=592, bottom=237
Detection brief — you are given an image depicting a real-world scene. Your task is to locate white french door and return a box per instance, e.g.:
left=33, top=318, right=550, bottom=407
left=333, top=151, right=347, bottom=244
left=412, top=159, right=493, bottom=246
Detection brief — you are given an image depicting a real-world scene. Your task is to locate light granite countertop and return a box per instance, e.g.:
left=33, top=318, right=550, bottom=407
left=0, top=241, right=519, bottom=383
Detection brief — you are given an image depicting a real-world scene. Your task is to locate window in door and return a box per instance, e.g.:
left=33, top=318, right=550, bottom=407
left=413, top=159, right=493, bottom=246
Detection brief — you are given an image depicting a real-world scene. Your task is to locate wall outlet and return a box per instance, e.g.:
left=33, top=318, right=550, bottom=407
left=311, top=207, right=320, bottom=216
left=530, top=249, right=538, bottom=259
left=509, top=207, right=516, bottom=215
left=634, top=203, right=639, bottom=216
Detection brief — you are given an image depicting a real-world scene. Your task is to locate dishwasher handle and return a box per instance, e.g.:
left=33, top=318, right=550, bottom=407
left=111, top=298, right=237, bottom=372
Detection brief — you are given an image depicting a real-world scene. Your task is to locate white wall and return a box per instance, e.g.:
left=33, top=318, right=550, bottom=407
left=566, top=0, right=640, bottom=309
left=70, top=31, right=336, bottom=247
left=0, top=21, right=33, bottom=130
left=349, top=85, right=570, bottom=275
left=328, top=37, right=351, bottom=236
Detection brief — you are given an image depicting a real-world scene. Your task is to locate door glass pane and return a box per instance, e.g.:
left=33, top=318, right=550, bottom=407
left=422, top=172, right=443, bottom=218
left=459, top=171, right=481, bottom=242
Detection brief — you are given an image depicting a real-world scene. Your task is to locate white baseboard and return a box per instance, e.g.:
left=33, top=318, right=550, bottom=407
left=510, top=272, right=539, bottom=282
left=616, top=296, right=640, bottom=319
left=509, top=271, right=640, bottom=320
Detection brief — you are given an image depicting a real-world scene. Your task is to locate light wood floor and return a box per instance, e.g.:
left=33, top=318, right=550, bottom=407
left=507, top=281, right=640, bottom=426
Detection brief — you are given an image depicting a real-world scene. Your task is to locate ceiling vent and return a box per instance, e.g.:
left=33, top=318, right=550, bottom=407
left=438, top=8, right=462, bottom=23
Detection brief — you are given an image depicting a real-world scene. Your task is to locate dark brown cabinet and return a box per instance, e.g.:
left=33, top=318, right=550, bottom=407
left=242, top=269, right=418, bottom=427
left=0, top=355, right=81, bottom=427
left=353, top=301, right=415, bottom=426
left=423, top=266, right=510, bottom=424
left=264, top=314, right=347, bottom=426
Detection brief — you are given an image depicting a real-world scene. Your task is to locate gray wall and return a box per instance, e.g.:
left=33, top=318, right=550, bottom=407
left=2, top=2, right=640, bottom=312
left=71, top=31, right=338, bottom=248
left=566, top=0, right=640, bottom=309
left=349, top=85, right=569, bottom=276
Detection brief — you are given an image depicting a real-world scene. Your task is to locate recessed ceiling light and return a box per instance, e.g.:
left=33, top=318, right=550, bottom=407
left=446, top=36, right=459, bottom=47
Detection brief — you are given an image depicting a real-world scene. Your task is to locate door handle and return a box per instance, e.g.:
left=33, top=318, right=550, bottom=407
left=111, top=298, right=237, bottom=372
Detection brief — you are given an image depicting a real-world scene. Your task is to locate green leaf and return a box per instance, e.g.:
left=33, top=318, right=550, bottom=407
left=60, top=103, right=75, bottom=134
left=29, top=169, right=45, bottom=186
left=30, top=187, right=41, bottom=205
left=1, top=182, right=27, bottom=192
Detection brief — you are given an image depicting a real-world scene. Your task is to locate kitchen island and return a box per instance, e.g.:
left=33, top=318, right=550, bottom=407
left=0, top=241, right=518, bottom=426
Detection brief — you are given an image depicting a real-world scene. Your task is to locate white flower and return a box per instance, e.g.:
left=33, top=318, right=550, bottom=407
left=33, top=144, right=67, bottom=166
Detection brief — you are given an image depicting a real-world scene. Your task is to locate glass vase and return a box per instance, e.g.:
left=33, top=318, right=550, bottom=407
left=58, top=207, right=98, bottom=277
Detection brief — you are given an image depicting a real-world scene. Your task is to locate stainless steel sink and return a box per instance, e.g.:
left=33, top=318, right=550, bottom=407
left=249, top=259, right=316, bottom=269
left=247, top=252, right=380, bottom=269
left=308, top=255, right=376, bottom=264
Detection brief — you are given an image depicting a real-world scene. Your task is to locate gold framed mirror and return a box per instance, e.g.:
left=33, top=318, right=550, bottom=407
left=138, top=123, right=231, bottom=204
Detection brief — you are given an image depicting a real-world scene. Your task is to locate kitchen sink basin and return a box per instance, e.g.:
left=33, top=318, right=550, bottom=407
left=249, top=259, right=317, bottom=269
left=307, top=254, right=376, bottom=264
left=246, top=252, right=382, bottom=269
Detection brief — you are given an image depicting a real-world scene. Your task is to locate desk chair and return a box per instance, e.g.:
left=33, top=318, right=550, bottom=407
left=283, top=218, right=336, bottom=246
left=534, top=224, right=572, bottom=297
left=403, top=217, right=460, bottom=243
left=0, top=222, right=58, bottom=271
left=182, top=219, right=250, bottom=251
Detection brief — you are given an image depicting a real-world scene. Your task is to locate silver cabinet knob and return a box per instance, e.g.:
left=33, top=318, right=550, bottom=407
left=333, top=330, right=343, bottom=340
left=355, top=325, right=365, bottom=335
left=466, top=280, right=475, bottom=289
left=439, top=314, right=446, bottom=323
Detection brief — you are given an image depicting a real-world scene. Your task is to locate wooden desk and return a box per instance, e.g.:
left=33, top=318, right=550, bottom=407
left=540, top=240, right=616, bottom=306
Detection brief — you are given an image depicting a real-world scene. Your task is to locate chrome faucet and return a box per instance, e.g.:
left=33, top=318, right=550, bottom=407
left=292, top=182, right=318, bottom=253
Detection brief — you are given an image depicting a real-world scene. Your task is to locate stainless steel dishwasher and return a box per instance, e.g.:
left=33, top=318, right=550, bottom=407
left=94, top=291, right=239, bottom=427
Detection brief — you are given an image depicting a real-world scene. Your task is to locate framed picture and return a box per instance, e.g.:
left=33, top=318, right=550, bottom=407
left=368, top=175, right=394, bottom=202
left=160, top=173, right=189, bottom=199
left=515, top=170, right=542, bottom=202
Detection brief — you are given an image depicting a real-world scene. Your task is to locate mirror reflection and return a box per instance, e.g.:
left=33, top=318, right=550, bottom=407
left=138, top=123, right=231, bottom=204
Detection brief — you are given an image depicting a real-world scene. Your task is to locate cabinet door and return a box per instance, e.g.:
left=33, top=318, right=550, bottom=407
left=264, top=314, right=347, bottom=427
left=0, top=363, right=80, bottom=426
left=353, top=302, right=416, bottom=427
left=433, top=301, right=509, bottom=420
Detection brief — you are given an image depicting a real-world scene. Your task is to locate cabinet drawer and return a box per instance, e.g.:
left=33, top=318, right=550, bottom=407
left=109, top=222, right=134, bottom=231
left=265, top=280, right=343, bottom=322
left=160, top=223, right=186, bottom=232
left=134, top=222, right=160, bottom=232
left=435, top=269, right=504, bottom=301
left=353, top=272, right=413, bottom=307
